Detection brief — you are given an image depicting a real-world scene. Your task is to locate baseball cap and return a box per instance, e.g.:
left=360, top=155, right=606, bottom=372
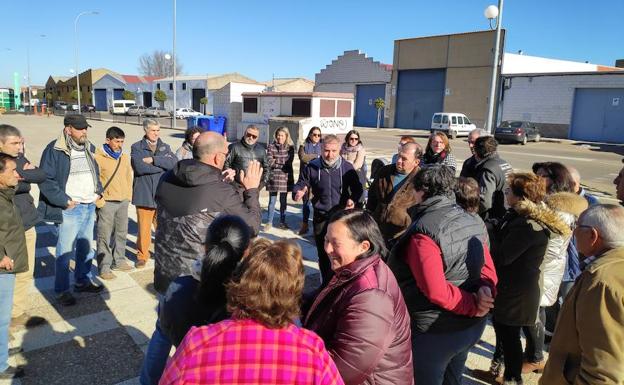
left=64, top=114, right=91, bottom=129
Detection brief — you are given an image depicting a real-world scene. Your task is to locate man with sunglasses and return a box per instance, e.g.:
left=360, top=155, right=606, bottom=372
left=38, top=115, right=104, bottom=306
left=223, top=125, right=269, bottom=191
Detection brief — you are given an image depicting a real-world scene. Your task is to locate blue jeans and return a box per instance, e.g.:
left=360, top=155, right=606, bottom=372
left=412, top=318, right=487, bottom=385
left=267, top=192, right=287, bottom=225
left=0, top=274, right=16, bottom=372
left=55, top=203, right=96, bottom=294
left=140, top=296, right=172, bottom=385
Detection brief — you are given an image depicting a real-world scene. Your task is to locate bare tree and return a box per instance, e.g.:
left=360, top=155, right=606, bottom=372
left=138, top=50, right=183, bottom=78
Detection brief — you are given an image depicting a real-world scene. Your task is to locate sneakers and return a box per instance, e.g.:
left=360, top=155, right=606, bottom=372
left=56, top=292, right=77, bottom=306
left=298, top=222, right=309, bottom=235
left=263, top=223, right=273, bottom=231
left=521, top=360, right=545, bottom=373
left=0, top=366, right=25, bottom=379
left=11, top=313, right=46, bottom=329
left=99, top=271, right=116, bottom=280
left=490, top=359, right=504, bottom=377
left=74, top=281, right=104, bottom=293
left=278, top=222, right=289, bottom=230
left=111, top=262, right=134, bottom=272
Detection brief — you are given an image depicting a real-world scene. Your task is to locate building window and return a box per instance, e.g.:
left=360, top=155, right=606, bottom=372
left=87, top=86, right=91, bottom=92
left=182, top=83, right=186, bottom=90
left=243, top=97, right=258, bottom=113
left=336, top=100, right=352, bottom=117
left=320, top=99, right=335, bottom=117
left=292, top=99, right=311, bottom=117
left=157, top=83, right=161, bottom=90
left=169, top=83, right=173, bottom=90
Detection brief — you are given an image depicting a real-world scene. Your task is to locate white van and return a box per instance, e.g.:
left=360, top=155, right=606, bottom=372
left=110, top=100, right=136, bottom=115
left=430, top=112, right=477, bottom=139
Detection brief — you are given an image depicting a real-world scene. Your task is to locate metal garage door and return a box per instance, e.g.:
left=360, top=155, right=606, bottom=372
left=113, top=89, right=124, bottom=100
left=355, top=84, right=386, bottom=127
left=395, top=69, right=446, bottom=129
left=570, top=88, right=624, bottom=143
left=94, top=89, right=107, bottom=111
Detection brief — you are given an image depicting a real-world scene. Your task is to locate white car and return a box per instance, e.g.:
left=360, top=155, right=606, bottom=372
left=174, top=108, right=201, bottom=119
left=430, top=112, right=477, bottom=139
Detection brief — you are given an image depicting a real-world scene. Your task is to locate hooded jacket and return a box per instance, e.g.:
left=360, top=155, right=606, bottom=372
left=540, top=192, right=588, bottom=306
left=153, top=159, right=261, bottom=294
left=0, top=188, right=28, bottom=274
left=491, top=200, right=568, bottom=326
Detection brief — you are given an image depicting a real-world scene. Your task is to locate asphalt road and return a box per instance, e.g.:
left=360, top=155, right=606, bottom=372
left=1, top=114, right=621, bottom=202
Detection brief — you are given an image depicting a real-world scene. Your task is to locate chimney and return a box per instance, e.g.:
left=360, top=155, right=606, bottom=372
left=616, top=59, right=624, bottom=68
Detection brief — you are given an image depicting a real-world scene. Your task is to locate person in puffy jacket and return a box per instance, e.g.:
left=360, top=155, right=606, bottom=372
left=305, top=209, right=413, bottom=385
left=223, top=124, right=269, bottom=189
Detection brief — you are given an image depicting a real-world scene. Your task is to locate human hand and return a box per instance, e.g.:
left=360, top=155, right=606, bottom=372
left=345, top=199, right=355, bottom=209
left=142, top=157, right=154, bottom=164
left=475, top=286, right=494, bottom=317
left=294, top=187, right=307, bottom=202
left=221, top=168, right=236, bottom=183
left=240, top=160, right=262, bottom=190
left=23, top=162, right=35, bottom=170
left=0, top=256, right=14, bottom=271
left=66, top=200, right=78, bottom=210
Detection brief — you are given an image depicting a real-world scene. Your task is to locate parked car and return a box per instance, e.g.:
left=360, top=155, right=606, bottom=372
left=127, top=105, right=147, bottom=116
left=430, top=112, right=477, bottom=139
left=174, top=108, right=201, bottom=119
left=81, top=104, right=96, bottom=112
left=68, top=104, right=80, bottom=111
left=109, top=100, right=136, bottom=115
left=494, top=121, right=541, bottom=145
left=54, top=101, right=68, bottom=110
left=145, top=106, right=169, bottom=117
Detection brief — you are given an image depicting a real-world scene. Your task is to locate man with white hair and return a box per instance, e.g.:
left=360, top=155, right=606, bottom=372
left=540, top=204, right=624, bottom=385
left=460, top=128, right=489, bottom=179
left=567, top=166, right=598, bottom=206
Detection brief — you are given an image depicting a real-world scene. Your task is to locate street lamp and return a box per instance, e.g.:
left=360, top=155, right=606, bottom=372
left=172, top=0, right=177, bottom=128
left=74, top=10, right=99, bottom=111
left=484, top=0, right=503, bottom=134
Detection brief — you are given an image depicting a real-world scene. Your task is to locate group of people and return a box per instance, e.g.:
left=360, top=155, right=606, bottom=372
left=0, top=116, right=623, bottom=385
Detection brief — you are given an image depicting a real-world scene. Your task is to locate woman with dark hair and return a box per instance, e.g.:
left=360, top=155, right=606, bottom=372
left=175, top=126, right=203, bottom=160
left=265, top=126, right=295, bottom=230
left=387, top=165, right=497, bottom=385
left=532, top=162, right=575, bottom=194
left=422, top=132, right=457, bottom=171
left=305, top=209, right=413, bottom=385
left=140, top=215, right=251, bottom=385
left=297, top=126, right=322, bottom=235
left=489, top=172, right=568, bottom=384
left=455, top=177, right=481, bottom=214
left=160, top=239, right=344, bottom=385
left=340, top=129, right=367, bottom=190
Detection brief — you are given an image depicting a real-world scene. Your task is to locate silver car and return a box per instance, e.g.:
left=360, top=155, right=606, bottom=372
left=145, top=106, right=169, bottom=117
left=127, top=105, right=147, bottom=116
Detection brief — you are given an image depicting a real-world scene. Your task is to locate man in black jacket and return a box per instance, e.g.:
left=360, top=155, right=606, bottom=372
left=460, top=128, right=489, bottom=179
left=223, top=124, right=269, bottom=189
left=140, top=131, right=262, bottom=385
left=0, top=125, right=46, bottom=328
left=473, top=136, right=512, bottom=223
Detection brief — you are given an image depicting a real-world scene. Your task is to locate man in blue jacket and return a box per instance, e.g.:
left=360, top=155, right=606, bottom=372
left=38, top=115, right=104, bottom=306
left=130, top=119, right=176, bottom=268
left=293, top=134, right=363, bottom=284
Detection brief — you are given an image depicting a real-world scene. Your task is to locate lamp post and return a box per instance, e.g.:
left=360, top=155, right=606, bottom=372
left=172, top=0, right=177, bottom=128
left=74, top=10, right=99, bottom=111
left=484, top=0, right=503, bottom=134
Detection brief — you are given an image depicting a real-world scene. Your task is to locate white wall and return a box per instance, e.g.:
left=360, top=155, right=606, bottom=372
left=502, top=53, right=604, bottom=75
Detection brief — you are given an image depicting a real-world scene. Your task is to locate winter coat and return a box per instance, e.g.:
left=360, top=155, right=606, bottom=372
left=367, top=164, right=419, bottom=244
left=38, top=133, right=102, bottom=223
left=540, top=192, right=587, bottom=307
left=422, top=150, right=457, bottom=171
left=293, top=158, right=363, bottom=214
left=304, top=255, right=413, bottom=385
left=0, top=188, right=28, bottom=274
left=153, top=159, right=261, bottom=294
left=340, top=143, right=366, bottom=171
left=539, top=247, right=624, bottom=385
left=474, top=153, right=513, bottom=222
left=130, top=138, right=177, bottom=208
left=297, top=140, right=322, bottom=165
left=266, top=142, right=294, bottom=193
left=13, top=153, right=45, bottom=229
left=175, top=141, right=193, bottom=161
left=223, top=139, right=269, bottom=186
left=459, top=155, right=478, bottom=179
left=94, top=147, right=133, bottom=202
left=491, top=200, right=568, bottom=326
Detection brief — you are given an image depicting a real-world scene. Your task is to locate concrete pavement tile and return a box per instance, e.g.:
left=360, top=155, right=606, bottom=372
left=16, top=291, right=110, bottom=326
left=128, top=268, right=157, bottom=297
left=123, top=318, right=157, bottom=347
left=18, top=328, right=143, bottom=385
left=113, top=377, right=140, bottom=385
left=98, top=270, right=143, bottom=293
left=11, top=310, right=119, bottom=353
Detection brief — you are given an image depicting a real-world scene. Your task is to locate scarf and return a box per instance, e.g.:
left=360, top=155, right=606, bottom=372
left=103, top=144, right=122, bottom=160
left=64, top=132, right=99, bottom=192
left=340, top=142, right=363, bottom=156
left=321, top=154, right=342, bottom=170
left=423, top=148, right=447, bottom=165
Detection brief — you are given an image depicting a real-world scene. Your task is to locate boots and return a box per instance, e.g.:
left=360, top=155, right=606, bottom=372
left=298, top=222, right=309, bottom=235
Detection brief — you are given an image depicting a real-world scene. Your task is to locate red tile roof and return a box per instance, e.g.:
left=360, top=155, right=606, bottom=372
left=121, top=75, right=162, bottom=83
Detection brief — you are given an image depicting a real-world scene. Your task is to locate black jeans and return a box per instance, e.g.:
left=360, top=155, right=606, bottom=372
left=523, top=306, right=546, bottom=362
left=313, top=210, right=333, bottom=286
left=493, top=320, right=523, bottom=382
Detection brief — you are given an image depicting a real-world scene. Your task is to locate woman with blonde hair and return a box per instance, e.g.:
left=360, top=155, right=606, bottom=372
left=160, top=239, right=344, bottom=385
left=422, top=132, right=456, bottom=171
left=266, top=126, right=295, bottom=230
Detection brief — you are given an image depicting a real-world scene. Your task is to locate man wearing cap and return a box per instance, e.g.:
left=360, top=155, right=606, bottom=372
left=38, top=114, right=104, bottom=306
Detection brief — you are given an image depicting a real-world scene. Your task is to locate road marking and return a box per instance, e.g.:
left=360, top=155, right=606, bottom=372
left=498, top=151, right=594, bottom=162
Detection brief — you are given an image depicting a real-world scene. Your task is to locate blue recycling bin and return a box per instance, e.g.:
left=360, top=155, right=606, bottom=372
left=186, top=116, right=200, bottom=128
left=186, top=115, right=227, bottom=135
left=209, top=116, right=226, bottom=135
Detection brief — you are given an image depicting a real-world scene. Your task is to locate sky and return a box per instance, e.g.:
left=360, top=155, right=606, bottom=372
left=1, top=0, right=622, bottom=88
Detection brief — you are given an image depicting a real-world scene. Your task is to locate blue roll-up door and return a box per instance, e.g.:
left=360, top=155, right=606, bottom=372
left=94, top=89, right=107, bottom=111
left=570, top=88, right=624, bottom=143
left=395, top=69, right=446, bottom=129
left=113, top=89, right=124, bottom=100
left=355, top=84, right=386, bottom=127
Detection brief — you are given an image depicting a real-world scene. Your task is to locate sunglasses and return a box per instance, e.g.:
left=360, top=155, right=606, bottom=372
left=349, top=137, right=359, bottom=141
left=245, top=133, right=258, bottom=139
left=311, top=133, right=321, bottom=137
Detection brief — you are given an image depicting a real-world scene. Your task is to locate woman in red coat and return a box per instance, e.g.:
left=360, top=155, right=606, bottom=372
left=304, top=209, right=413, bottom=385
